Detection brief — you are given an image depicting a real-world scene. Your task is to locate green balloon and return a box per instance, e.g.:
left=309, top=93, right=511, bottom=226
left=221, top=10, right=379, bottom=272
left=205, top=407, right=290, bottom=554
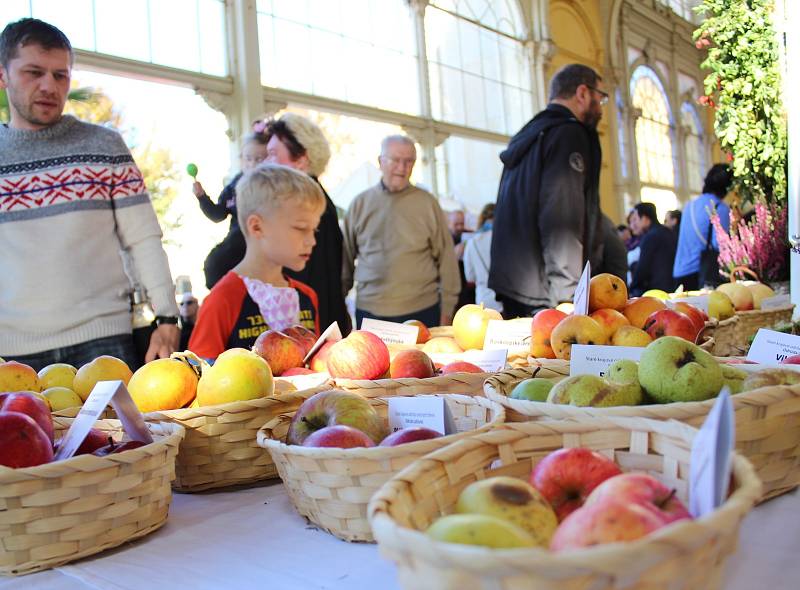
left=186, top=163, right=198, bottom=178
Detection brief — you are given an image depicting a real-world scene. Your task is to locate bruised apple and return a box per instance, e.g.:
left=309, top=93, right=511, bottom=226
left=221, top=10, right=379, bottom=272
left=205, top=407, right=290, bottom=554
left=452, top=304, right=503, bottom=350
left=326, top=331, right=390, bottom=380
left=588, top=273, right=628, bottom=312
left=550, top=315, right=607, bottom=360
left=622, top=297, right=667, bottom=329
left=403, top=319, right=431, bottom=344
left=530, top=309, right=567, bottom=359
left=389, top=349, right=436, bottom=379
left=589, top=308, right=630, bottom=342
left=252, top=330, right=306, bottom=376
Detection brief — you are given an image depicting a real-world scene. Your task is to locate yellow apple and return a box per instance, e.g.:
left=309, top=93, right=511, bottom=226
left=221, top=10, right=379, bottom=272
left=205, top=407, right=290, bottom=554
left=611, top=325, right=653, bottom=347
left=708, top=290, right=736, bottom=320
left=0, top=361, right=41, bottom=392
left=196, top=348, right=274, bottom=406
left=717, top=283, right=754, bottom=311
left=128, top=358, right=199, bottom=412
left=590, top=308, right=630, bottom=342
left=422, top=336, right=463, bottom=354
left=73, top=356, right=133, bottom=401
left=746, top=283, right=775, bottom=309
left=38, top=363, right=77, bottom=390
left=42, top=386, right=83, bottom=412
left=452, top=304, right=503, bottom=350
left=642, top=289, right=669, bottom=301
left=589, top=273, right=628, bottom=312
left=550, top=315, right=608, bottom=360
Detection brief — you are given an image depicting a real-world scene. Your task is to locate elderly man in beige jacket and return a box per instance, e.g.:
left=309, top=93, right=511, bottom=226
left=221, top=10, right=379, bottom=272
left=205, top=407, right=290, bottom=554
left=342, top=135, right=461, bottom=329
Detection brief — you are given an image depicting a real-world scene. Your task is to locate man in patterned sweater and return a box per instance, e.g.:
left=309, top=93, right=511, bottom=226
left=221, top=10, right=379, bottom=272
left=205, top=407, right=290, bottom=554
left=0, top=18, right=179, bottom=370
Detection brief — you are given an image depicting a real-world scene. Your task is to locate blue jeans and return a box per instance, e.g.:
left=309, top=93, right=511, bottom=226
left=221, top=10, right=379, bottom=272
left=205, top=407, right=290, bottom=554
left=3, top=334, right=138, bottom=372
left=356, top=303, right=441, bottom=330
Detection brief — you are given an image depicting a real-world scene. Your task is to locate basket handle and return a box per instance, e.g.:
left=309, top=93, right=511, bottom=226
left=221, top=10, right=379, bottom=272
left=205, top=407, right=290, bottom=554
left=728, top=266, right=760, bottom=283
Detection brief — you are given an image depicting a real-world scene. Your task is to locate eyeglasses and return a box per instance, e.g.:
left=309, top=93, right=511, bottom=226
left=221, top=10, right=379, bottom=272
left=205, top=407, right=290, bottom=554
left=380, top=155, right=416, bottom=167
left=587, top=86, right=609, bottom=106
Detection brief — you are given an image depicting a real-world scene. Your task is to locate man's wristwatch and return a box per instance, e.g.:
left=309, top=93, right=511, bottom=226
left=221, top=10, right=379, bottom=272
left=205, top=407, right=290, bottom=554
left=154, top=315, right=180, bottom=326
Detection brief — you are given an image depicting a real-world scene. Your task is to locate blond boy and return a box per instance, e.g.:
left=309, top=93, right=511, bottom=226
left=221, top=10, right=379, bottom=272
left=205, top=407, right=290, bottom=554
left=189, top=164, right=326, bottom=359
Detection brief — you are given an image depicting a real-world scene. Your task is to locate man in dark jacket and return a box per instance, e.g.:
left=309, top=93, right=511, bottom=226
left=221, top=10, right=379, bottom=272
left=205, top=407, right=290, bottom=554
left=629, top=202, right=678, bottom=296
left=489, top=64, right=606, bottom=318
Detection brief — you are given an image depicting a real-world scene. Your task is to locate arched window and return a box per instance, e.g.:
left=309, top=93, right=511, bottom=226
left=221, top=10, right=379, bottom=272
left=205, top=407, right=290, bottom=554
left=425, top=0, right=533, bottom=135
left=681, top=102, right=705, bottom=194
left=257, top=0, right=420, bottom=114
left=631, top=65, right=678, bottom=219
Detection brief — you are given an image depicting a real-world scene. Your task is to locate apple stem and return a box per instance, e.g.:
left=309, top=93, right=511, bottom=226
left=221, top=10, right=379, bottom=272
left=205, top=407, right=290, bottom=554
left=106, top=436, right=117, bottom=452
left=659, top=488, right=678, bottom=508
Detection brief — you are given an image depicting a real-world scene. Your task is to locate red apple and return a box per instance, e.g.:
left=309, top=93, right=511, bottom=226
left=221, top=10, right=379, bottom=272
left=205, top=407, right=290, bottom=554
left=302, top=424, right=375, bottom=448
left=281, top=367, right=315, bottom=376
left=673, top=302, right=708, bottom=336
left=550, top=500, right=666, bottom=551
left=389, top=350, right=436, bottom=379
left=439, top=361, right=483, bottom=374
left=286, top=389, right=388, bottom=445
left=282, top=325, right=318, bottom=357
left=1, top=391, right=54, bottom=443
left=326, top=331, right=390, bottom=380
left=585, top=473, right=692, bottom=525
left=403, top=319, right=431, bottom=344
left=309, top=340, right=335, bottom=373
left=0, top=411, right=54, bottom=467
left=781, top=355, right=800, bottom=365
left=530, top=447, right=623, bottom=521
left=252, top=329, right=306, bottom=376
left=71, top=427, right=111, bottom=455
left=92, top=438, right=148, bottom=457
left=530, top=309, right=567, bottom=359
left=379, top=427, right=442, bottom=447
left=623, top=297, right=667, bottom=329
left=643, top=309, right=698, bottom=342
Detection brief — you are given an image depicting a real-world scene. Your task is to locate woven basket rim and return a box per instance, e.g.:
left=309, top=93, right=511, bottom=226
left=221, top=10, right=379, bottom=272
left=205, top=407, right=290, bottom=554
left=736, top=304, right=795, bottom=316
left=334, top=372, right=491, bottom=389
left=0, top=418, right=185, bottom=482
left=257, top=393, right=504, bottom=459
left=368, top=416, right=762, bottom=571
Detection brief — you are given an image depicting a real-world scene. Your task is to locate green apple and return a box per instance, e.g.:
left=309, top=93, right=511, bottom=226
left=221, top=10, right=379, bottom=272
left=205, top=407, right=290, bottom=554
left=742, top=368, right=800, bottom=391
left=426, top=513, right=536, bottom=548
left=547, top=374, right=643, bottom=407
left=455, top=476, right=558, bottom=547
left=638, top=336, right=723, bottom=403
left=606, top=359, right=639, bottom=386
left=509, top=378, right=554, bottom=402
left=286, top=390, right=388, bottom=445
left=721, top=365, right=747, bottom=394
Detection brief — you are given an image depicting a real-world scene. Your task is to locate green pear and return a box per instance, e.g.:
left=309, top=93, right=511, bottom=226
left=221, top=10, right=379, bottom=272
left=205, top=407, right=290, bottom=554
left=638, top=336, right=724, bottom=403
left=742, top=368, right=800, bottom=391
left=606, top=359, right=639, bottom=385
left=547, top=374, right=643, bottom=407
left=455, top=476, right=557, bottom=547
left=721, top=365, right=747, bottom=394
left=426, top=514, right=536, bottom=548
left=509, top=378, right=554, bottom=402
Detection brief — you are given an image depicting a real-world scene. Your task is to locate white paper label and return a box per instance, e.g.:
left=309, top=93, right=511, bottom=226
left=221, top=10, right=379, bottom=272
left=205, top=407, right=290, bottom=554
left=760, top=294, right=792, bottom=310
left=387, top=396, right=456, bottom=435
left=746, top=328, right=800, bottom=365
left=303, top=322, right=343, bottom=363
left=572, top=261, right=592, bottom=315
left=569, top=345, right=645, bottom=377
left=689, top=389, right=735, bottom=518
left=360, top=318, right=419, bottom=345
left=483, top=319, right=531, bottom=352
left=54, top=380, right=153, bottom=461
left=275, top=372, right=330, bottom=390
left=666, top=295, right=709, bottom=314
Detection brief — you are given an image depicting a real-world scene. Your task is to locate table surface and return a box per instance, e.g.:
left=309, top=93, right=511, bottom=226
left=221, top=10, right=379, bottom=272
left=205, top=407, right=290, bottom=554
left=2, top=483, right=798, bottom=590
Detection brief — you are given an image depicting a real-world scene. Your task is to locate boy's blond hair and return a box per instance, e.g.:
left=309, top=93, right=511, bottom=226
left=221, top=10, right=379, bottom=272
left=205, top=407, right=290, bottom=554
left=236, top=164, right=326, bottom=236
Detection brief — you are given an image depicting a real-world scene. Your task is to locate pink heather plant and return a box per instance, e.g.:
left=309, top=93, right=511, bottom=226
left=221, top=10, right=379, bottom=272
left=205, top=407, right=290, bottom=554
left=711, top=200, right=788, bottom=283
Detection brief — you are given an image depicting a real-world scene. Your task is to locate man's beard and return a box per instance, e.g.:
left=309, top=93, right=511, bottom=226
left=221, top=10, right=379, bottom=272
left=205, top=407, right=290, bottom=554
left=8, top=90, right=63, bottom=127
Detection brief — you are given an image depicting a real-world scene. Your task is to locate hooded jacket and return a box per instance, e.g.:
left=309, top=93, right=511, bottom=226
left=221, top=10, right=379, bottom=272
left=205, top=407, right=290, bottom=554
left=489, top=104, right=602, bottom=308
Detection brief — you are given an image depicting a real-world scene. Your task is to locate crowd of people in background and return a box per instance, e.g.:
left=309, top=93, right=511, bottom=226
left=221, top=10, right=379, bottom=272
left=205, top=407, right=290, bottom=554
left=0, top=17, right=737, bottom=371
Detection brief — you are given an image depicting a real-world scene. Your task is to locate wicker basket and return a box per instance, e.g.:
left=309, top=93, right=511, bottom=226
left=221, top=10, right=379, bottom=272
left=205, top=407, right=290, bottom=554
left=698, top=316, right=743, bottom=356
left=334, top=372, right=491, bottom=399
left=0, top=417, right=184, bottom=576
left=485, top=367, right=800, bottom=500
left=143, top=387, right=330, bottom=493
left=369, top=417, right=761, bottom=590
left=257, top=393, right=505, bottom=542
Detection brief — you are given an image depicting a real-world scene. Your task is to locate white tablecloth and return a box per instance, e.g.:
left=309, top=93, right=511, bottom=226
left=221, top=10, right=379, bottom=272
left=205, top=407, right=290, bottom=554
left=2, top=483, right=798, bottom=590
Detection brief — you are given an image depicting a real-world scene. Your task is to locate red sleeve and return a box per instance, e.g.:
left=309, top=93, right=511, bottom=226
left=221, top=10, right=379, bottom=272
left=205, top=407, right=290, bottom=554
left=288, top=278, right=321, bottom=335
left=188, top=273, right=245, bottom=360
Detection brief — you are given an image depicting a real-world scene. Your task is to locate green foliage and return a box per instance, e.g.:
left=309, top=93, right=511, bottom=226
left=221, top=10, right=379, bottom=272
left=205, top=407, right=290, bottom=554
left=695, top=0, right=787, bottom=203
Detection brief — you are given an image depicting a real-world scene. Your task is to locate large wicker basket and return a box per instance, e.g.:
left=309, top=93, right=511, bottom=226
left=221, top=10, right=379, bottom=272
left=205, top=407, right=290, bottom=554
left=485, top=367, right=800, bottom=500
left=143, top=387, right=329, bottom=492
left=334, top=372, right=491, bottom=399
left=0, top=417, right=184, bottom=576
left=369, top=417, right=761, bottom=590
left=698, top=306, right=794, bottom=356
left=257, top=393, right=505, bottom=542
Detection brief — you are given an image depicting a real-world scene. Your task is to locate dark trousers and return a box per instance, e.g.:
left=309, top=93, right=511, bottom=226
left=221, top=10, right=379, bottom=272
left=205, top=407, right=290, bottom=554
left=673, top=273, right=700, bottom=292
left=498, top=295, right=546, bottom=320
left=204, top=229, right=246, bottom=290
left=356, top=303, right=440, bottom=330
left=4, top=334, right=138, bottom=372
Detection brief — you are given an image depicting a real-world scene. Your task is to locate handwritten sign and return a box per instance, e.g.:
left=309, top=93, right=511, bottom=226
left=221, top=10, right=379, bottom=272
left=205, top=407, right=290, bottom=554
left=387, top=396, right=456, bottom=435
left=54, top=380, right=153, bottom=461
left=760, top=294, right=792, bottom=310
left=571, top=261, right=592, bottom=316
left=303, top=322, right=343, bottom=363
left=360, top=318, right=419, bottom=345
left=666, top=295, right=709, bottom=314
left=746, top=328, right=800, bottom=365
left=569, top=345, right=645, bottom=377
left=483, top=319, right=531, bottom=353
left=689, top=389, right=735, bottom=517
